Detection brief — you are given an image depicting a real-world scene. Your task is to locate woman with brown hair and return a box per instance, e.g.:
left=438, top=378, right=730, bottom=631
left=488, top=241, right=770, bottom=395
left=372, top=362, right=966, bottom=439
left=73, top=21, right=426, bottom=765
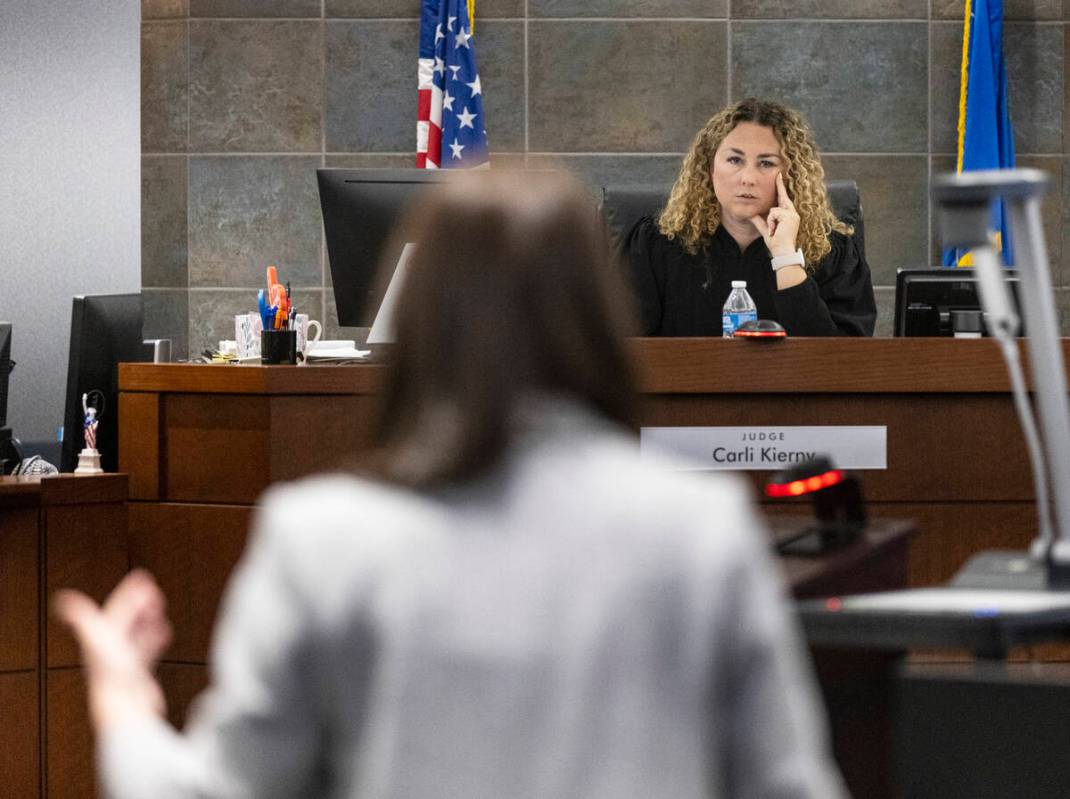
left=628, top=97, right=876, bottom=337
left=57, top=172, right=845, bottom=799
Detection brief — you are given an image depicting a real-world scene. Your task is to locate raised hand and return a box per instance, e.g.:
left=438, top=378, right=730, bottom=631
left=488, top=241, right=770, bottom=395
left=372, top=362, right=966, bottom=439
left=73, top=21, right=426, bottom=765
left=54, top=569, right=172, bottom=730
left=750, top=172, right=801, bottom=258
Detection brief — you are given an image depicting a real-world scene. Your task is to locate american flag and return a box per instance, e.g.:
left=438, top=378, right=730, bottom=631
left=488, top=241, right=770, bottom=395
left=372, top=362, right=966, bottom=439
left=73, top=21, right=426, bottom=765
left=417, top=0, right=489, bottom=168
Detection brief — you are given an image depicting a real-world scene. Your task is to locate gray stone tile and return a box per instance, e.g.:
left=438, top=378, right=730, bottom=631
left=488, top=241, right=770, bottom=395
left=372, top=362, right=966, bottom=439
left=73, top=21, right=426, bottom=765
left=189, top=0, right=321, bottom=16
left=188, top=290, right=256, bottom=357
left=189, top=20, right=323, bottom=152
left=1058, top=288, right=1070, bottom=335
left=1018, top=155, right=1063, bottom=284
left=1005, top=24, right=1063, bottom=154
left=327, top=0, right=420, bottom=15
left=142, top=156, right=189, bottom=288
left=732, top=22, right=927, bottom=154
left=1065, top=25, right=1070, bottom=153
left=143, top=0, right=188, bottom=18
left=529, top=21, right=727, bottom=152
left=930, top=23, right=961, bottom=155
left=289, top=289, right=327, bottom=332
left=929, top=155, right=1062, bottom=282
left=933, top=0, right=1062, bottom=19
left=326, top=21, right=417, bottom=152
left=143, top=289, right=190, bottom=361
left=821, top=156, right=929, bottom=288
left=1063, top=157, right=1070, bottom=286
left=932, top=22, right=1064, bottom=155
left=732, top=0, right=925, bottom=18
left=873, top=286, right=895, bottom=338
left=189, top=156, right=323, bottom=288
left=142, top=21, right=188, bottom=153
left=326, top=18, right=515, bottom=155
left=325, top=154, right=418, bottom=167
left=489, top=153, right=528, bottom=169
left=327, top=0, right=524, bottom=16
left=930, top=155, right=956, bottom=261
left=477, top=21, right=525, bottom=152
left=525, top=154, right=685, bottom=198
left=530, top=0, right=726, bottom=16
left=325, top=291, right=370, bottom=344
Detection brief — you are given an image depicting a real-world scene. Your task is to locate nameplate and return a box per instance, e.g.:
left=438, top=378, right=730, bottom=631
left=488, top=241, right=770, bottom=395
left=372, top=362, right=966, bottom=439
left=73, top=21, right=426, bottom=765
left=639, top=426, right=887, bottom=471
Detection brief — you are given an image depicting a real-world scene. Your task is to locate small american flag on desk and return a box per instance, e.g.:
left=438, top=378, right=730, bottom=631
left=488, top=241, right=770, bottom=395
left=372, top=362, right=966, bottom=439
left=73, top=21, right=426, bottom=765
left=417, top=0, right=489, bottom=168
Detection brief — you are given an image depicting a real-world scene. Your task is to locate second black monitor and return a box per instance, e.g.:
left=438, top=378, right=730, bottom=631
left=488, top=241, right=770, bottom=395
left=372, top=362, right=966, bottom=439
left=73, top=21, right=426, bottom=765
left=894, top=268, right=1020, bottom=337
left=317, top=168, right=456, bottom=327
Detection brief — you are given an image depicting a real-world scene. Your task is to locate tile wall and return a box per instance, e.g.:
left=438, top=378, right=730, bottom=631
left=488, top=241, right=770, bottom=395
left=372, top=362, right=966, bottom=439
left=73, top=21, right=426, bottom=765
left=141, top=0, right=1070, bottom=355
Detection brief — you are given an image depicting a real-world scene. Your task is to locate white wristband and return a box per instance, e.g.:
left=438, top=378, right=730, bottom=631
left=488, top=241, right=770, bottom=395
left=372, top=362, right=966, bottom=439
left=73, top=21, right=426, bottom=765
left=770, top=248, right=805, bottom=272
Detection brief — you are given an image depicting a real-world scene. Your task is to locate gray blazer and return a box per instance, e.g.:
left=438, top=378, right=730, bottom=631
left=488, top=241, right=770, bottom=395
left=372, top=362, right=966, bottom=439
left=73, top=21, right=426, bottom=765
left=99, top=405, right=846, bottom=799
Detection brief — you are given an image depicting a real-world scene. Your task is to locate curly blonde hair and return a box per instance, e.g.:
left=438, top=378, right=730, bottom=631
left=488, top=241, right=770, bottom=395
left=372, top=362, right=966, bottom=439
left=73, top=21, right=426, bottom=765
left=658, top=98, right=851, bottom=266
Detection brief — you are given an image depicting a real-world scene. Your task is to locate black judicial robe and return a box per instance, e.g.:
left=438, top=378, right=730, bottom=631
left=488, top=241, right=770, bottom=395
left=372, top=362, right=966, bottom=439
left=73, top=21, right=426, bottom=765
left=625, top=217, right=877, bottom=337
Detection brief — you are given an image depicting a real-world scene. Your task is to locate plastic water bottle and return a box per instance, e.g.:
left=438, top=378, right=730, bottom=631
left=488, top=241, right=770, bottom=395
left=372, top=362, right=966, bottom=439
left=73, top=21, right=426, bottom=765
left=722, top=280, right=758, bottom=338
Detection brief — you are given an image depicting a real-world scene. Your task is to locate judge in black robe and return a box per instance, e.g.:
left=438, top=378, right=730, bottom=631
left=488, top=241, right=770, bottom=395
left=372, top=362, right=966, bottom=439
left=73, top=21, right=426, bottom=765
left=625, top=218, right=876, bottom=337
left=623, top=97, right=877, bottom=338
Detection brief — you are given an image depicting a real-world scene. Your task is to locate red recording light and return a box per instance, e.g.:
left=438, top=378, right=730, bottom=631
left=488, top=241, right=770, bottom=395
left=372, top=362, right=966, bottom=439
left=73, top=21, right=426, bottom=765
left=733, top=328, right=787, bottom=338
left=825, top=597, right=843, bottom=612
left=765, top=469, right=846, bottom=498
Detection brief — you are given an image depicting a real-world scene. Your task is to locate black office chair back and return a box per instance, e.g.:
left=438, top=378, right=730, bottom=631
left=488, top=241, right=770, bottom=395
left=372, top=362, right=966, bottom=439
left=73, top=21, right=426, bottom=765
left=601, top=180, right=865, bottom=261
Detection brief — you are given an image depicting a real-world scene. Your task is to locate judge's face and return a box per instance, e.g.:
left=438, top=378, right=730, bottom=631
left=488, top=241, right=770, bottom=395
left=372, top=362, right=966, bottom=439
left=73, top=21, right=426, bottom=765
left=710, top=122, right=783, bottom=228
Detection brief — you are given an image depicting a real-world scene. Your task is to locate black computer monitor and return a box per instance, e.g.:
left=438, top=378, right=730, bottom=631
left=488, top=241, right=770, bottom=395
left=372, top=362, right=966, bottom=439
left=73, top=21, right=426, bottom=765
left=61, top=294, right=145, bottom=472
left=0, top=322, right=11, bottom=429
left=893, top=268, right=1020, bottom=337
left=317, top=168, right=456, bottom=327
left=0, top=322, right=13, bottom=472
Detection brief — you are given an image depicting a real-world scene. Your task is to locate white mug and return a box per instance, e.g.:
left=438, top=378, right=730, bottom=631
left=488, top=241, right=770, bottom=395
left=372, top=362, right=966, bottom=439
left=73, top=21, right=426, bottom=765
left=294, top=314, right=322, bottom=362
left=234, top=313, right=263, bottom=359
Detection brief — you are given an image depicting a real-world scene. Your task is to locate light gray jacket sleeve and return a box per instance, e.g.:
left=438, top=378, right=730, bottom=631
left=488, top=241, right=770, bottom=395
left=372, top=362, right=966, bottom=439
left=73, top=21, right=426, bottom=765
left=711, top=497, right=848, bottom=799
left=99, top=492, right=328, bottom=799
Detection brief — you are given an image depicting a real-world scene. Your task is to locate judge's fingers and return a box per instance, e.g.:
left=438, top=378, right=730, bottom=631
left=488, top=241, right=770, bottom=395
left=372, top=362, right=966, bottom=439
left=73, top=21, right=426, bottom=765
left=750, top=214, right=771, bottom=239
left=776, top=172, right=796, bottom=210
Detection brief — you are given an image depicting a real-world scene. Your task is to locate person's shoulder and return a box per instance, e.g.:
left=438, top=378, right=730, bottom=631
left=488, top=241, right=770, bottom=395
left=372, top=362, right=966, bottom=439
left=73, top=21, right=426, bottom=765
left=548, top=426, right=760, bottom=551
left=257, top=472, right=434, bottom=556
left=816, top=227, right=860, bottom=268
left=626, top=215, right=693, bottom=261
left=627, top=215, right=671, bottom=248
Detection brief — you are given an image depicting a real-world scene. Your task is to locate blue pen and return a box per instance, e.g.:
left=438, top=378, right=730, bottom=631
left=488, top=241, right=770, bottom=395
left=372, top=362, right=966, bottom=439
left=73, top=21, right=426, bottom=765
left=257, top=289, right=270, bottom=329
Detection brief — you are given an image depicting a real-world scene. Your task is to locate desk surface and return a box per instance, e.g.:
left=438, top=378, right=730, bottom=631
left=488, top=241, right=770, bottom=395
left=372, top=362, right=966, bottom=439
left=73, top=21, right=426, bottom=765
left=118, top=337, right=1070, bottom=395
left=0, top=473, right=127, bottom=506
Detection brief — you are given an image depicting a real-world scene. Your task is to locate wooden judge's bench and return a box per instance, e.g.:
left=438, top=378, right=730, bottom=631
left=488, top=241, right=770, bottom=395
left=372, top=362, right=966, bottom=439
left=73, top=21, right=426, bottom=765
left=12, top=337, right=1056, bottom=797
left=118, top=337, right=1045, bottom=596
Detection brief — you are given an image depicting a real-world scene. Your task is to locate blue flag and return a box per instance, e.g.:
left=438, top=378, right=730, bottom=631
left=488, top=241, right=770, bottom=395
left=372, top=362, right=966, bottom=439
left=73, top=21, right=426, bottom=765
left=416, top=0, right=489, bottom=169
left=943, top=0, right=1016, bottom=267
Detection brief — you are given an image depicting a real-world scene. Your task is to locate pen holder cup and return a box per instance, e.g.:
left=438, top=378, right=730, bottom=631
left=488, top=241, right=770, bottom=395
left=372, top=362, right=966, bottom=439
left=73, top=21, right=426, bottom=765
left=261, top=329, right=298, bottom=365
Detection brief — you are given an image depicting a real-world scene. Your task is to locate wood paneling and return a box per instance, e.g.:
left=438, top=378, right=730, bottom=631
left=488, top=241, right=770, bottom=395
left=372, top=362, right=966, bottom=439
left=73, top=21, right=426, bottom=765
left=129, top=503, right=252, bottom=663
left=45, top=504, right=129, bottom=668
left=630, top=337, right=1066, bottom=393
left=0, top=509, right=38, bottom=672
left=120, top=391, right=161, bottom=501
left=163, top=394, right=271, bottom=503
left=269, top=394, right=380, bottom=480
left=0, top=671, right=39, bottom=798
left=643, top=394, right=1033, bottom=502
left=0, top=475, right=128, bottom=799
left=45, top=668, right=95, bottom=799
left=120, top=361, right=385, bottom=394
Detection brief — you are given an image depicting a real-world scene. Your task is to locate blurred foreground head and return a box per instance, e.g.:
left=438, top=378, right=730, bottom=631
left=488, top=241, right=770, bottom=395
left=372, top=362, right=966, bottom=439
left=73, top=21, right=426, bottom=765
left=369, top=170, right=638, bottom=488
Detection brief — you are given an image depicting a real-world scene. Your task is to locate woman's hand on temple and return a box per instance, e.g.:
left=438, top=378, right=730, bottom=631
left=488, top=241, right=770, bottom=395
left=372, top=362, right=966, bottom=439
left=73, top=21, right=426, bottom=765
left=54, top=569, right=172, bottom=731
left=750, top=172, right=801, bottom=257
